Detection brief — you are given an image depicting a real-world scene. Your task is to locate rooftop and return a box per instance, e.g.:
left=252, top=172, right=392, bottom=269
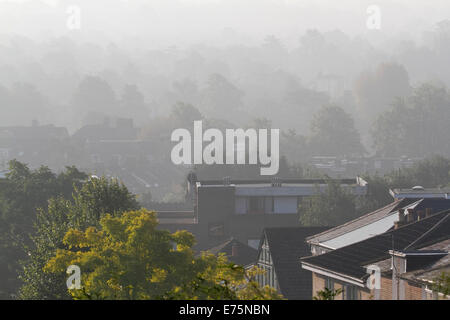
left=306, top=198, right=450, bottom=250
left=261, top=226, right=330, bottom=299
left=203, top=238, right=258, bottom=266
left=196, top=177, right=367, bottom=187
left=301, top=209, right=450, bottom=285
left=306, top=199, right=408, bottom=246
left=390, top=188, right=450, bottom=199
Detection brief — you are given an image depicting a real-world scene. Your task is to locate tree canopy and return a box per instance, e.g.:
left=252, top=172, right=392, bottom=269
left=44, top=209, right=283, bottom=300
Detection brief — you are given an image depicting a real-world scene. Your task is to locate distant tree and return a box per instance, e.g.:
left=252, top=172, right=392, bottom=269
left=71, top=76, right=117, bottom=124
left=170, top=102, right=203, bottom=128
left=299, top=178, right=357, bottom=226
left=308, top=105, right=365, bottom=157
left=356, top=175, right=392, bottom=215
left=354, top=62, right=411, bottom=121
left=9, top=83, right=48, bottom=125
left=382, top=155, right=450, bottom=189
left=120, top=84, right=150, bottom=125
left=372, top=83, right=450, bottom=157
left=280, top=129, right=309, bottom=164
left=432, top=272, right=450, bottom=298
left=200, top=74, right=243, bottom=121
left=171, top=79, right=200, bottom=106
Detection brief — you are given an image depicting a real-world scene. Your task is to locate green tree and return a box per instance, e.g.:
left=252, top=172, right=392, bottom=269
left=19, top=176, right=138, bottom=299
left=313, top=288, right=343, bottom=300
left=308, top=105, right=365, bottom=157
left=19, top=198, right=73, bottom=300
left=299, top=178, right=357, bottom=226
left=0, top=161, right=87, bottom=299
left=372, top=83, right=450, bottom=157
left=432, top=272, right=450, bottom=298
left=44, top=209, right=283, bottom=300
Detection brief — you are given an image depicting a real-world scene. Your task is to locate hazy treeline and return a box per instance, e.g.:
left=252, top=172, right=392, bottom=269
left=1, top=18, right=450, bottom=158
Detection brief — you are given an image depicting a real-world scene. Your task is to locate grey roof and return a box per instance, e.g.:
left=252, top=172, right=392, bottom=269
left=400, top=239, right=450, bottom=284
left=301, top=209, right=450, bottom=281
left=204, top=238, right=258, bottom=266
left=261, top=226, right=331, bottom=300
left=390, top=188, right=450, bottom=199
left=305, top=199, right=409, bottom=245
left=373, top=239, right=450, bottom=274
left=306, top=198, right=450, bottom=247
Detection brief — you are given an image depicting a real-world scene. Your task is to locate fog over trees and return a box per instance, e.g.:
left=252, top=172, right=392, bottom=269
left=0, top=0, right=450, bottom=192
left=0, top=1, right=450, bottom=154
left=1, top=0, right=450, bottom=302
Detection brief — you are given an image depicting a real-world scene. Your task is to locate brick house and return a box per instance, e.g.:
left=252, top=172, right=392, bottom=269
left=301, top=209, right=450, bottom=300
left=306, top=198, right=450, bottom=255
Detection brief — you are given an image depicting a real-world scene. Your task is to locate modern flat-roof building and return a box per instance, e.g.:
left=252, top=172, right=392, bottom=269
left=187, top=176, right=368, bottom=251
left=390, top=187, right=450, bottom=200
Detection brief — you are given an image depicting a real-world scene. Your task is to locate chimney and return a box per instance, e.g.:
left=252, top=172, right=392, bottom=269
left=271, top=177, right=282, bottom=187
left=231, top=243, right=239, bottom=257
left=425, top=208, right=433, bottom=218
left=398, top=209, right=406, bottom=222
left=417, top=210, right=424, bottom=221
left=407, top=208, right=415, bottom=223
left=396, top=209, right=406, bottom=229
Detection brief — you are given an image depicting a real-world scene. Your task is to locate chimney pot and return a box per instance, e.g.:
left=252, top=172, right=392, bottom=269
left=426, top=208, right=433, bottom=218
left=398, top=209, right=406, bottom=222
left=231, top=244, right=238, bottom=257
left=417, top=210, right=424, bottom=221
left=407, top=208, right=415, bottom=222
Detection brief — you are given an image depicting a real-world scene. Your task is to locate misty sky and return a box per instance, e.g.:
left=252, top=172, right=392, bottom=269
left=0, top=0, right=449, bottom=48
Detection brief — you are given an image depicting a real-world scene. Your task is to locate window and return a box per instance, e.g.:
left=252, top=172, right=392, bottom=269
left=325, top=277, right=334, bottom=290
left=344, top=285, right=359, bottom=300
left=249, top=197, right=264, bottom=214
left=273, top=197, right=298, bottom=214
left=264, top=197, right=274, bottom=213
left=235, top=197, right=248, bottom=214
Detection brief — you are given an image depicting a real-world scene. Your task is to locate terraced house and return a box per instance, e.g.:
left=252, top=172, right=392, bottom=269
left=301, top=208, right=450, bottom=300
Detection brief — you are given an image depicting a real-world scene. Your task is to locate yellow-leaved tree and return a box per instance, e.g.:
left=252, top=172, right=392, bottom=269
left=44, top=209, right=283, bottom=300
